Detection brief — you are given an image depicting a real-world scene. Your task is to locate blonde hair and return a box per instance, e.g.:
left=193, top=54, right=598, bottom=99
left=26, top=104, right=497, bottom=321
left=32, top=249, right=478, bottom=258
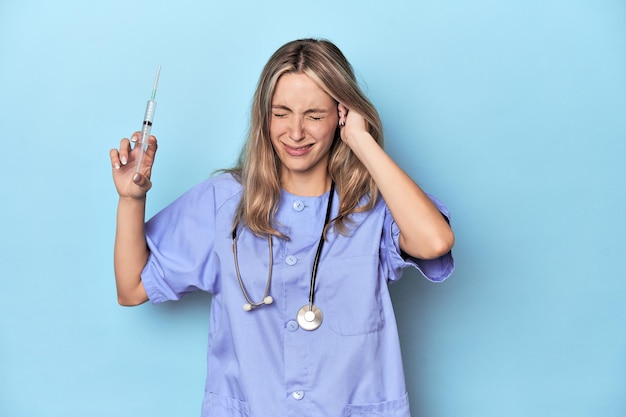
left=228, top=38, right=384, bottom=237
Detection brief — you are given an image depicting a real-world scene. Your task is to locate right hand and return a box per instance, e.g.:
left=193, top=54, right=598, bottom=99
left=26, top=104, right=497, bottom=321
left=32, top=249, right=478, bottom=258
left=110, top=133, right=158, bottom=199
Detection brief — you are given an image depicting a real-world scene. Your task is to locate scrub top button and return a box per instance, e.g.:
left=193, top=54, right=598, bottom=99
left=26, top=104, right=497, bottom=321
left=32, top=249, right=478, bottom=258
left=293, top=200, right=305, bottom=211
left=285, top=255, right=297, bottom=265
left=286, top=320, right=299, bottom=332
left=292, top=391, right=305, bottom=400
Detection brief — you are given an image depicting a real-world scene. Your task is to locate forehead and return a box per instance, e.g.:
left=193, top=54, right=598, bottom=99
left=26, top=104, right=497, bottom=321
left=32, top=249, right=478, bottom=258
left=272, top=73, right=335, bottom=108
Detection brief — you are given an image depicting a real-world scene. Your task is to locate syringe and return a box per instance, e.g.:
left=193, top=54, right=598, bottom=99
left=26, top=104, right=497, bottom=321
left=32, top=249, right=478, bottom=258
left=135, top=65, right=161, bottom=173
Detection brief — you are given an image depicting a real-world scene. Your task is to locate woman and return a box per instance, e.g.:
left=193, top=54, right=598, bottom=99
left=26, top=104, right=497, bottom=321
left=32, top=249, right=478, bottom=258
left=110, top=38, right=454, bottom=417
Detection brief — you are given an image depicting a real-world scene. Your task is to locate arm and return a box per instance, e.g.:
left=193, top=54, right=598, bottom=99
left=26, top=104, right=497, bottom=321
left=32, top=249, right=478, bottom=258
left=338, top=105, right=454, bottom=260
left=109, top=134, right=158, bottom=306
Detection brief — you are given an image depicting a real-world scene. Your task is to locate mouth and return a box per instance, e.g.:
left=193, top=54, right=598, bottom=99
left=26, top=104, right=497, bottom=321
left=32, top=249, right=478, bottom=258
left=283, top=143, right=314, bottom=156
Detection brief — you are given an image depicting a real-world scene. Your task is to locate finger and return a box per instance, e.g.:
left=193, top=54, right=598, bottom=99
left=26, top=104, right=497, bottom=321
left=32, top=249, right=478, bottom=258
left=132, top=172, right=153, bottom=193
left=145, top=135, right=158, bottom=157
left=130, top=131, right=141, bottom=143
left=139, top=136, right=158, bottom=175
left=119, top=138, right=132, bottom=166
left=110, top=148, right=122, bottom=170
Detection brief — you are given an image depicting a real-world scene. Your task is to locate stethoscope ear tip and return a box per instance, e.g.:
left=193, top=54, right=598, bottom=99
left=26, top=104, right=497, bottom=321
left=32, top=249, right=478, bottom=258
left=236, top=182, right=334, bottom=331
left=243, top=296, right=274, bottom=311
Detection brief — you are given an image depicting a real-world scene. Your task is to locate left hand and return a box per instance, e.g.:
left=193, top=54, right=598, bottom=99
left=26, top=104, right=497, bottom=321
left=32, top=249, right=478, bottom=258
left=338, top=103, right=369, bottom=145
left=336, top=102, right=454, bottom=259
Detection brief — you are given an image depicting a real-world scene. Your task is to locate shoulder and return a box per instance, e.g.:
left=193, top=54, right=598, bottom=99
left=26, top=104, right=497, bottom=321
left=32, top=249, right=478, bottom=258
left=193, top=172, right=241, bottom=198
left=358, top=193, right=388, bottom=218
left=171, top=172, right=242, bottom=212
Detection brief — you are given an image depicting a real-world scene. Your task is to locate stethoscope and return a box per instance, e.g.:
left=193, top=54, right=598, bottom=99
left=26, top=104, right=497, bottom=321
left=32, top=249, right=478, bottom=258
left=232, top=182, right=335, bottom=331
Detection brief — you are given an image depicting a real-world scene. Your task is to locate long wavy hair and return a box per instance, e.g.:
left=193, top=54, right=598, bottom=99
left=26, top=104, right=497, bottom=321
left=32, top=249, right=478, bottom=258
left=228, top=38, right=384, bottom=238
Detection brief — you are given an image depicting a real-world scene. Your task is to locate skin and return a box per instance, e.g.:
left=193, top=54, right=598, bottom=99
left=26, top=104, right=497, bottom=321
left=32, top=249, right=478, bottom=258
left=337, top=104, right=455, bottom=260
left=270, top=73, right=454, bottom=260
left=109, top=134, right=155, bottom=305
left=270, top=73, right=339, bottom=196
left=109, top=72, right=454, bottom=306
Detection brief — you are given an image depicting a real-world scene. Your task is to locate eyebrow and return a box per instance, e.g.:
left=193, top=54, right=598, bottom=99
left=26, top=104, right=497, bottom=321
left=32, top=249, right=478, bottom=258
left=271, top=105, right=330, bottom=114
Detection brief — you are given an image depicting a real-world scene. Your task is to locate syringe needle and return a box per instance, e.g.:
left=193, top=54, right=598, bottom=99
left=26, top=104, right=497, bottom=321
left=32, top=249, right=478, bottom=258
left=151, top=65, right=161, bottom=100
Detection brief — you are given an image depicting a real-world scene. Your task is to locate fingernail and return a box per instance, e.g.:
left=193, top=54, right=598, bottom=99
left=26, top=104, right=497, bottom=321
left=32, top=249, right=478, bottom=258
left=114, top=162, right=121, bottom=170
left=133, top=173, right=141, bottom=183
left=121, top=156, right=127, bottom=165
left=130, top=135, right=137, bottom=142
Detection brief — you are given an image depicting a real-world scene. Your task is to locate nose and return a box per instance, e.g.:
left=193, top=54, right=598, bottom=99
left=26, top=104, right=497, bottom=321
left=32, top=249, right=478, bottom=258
left=288, top=116, right=305, bottom=142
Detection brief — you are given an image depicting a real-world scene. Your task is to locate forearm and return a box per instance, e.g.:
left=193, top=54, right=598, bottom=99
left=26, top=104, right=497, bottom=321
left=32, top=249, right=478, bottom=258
left=114, top=197, right=150, bottom=305
left=345, top=132, right=454, bottom=259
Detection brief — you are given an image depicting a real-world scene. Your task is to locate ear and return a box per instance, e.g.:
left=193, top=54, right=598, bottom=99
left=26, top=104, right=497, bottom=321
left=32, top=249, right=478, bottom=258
left=337, top=103, right=348, bottom=126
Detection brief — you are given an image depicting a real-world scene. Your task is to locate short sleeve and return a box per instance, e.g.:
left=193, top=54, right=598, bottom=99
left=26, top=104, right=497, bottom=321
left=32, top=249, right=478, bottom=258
left=141, top=177, right=236, bottom=303
left=381, top=194, right=455, bottom=283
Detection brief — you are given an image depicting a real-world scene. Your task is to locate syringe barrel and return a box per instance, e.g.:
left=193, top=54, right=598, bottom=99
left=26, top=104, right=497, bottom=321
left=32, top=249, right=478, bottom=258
left=138, top=100, right=156, bottom=145
left=142, top=100, right=157, bottom=130
left=135, top=99, right=157, bottom=173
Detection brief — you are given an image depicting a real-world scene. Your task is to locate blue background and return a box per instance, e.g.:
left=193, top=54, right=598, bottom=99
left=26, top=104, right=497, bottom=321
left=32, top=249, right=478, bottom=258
left=1, top=0, right=625, bottom=416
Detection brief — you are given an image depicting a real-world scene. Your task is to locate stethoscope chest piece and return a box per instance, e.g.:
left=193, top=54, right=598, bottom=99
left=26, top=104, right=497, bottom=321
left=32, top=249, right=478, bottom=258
left=297, top=304, right=323, bottom=331
left=234, top=182, right=335, bottom=331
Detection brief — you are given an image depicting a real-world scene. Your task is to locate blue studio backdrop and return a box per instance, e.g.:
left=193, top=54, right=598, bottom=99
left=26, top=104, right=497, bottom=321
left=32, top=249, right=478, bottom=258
left=1, top=1, right=625, bottom=416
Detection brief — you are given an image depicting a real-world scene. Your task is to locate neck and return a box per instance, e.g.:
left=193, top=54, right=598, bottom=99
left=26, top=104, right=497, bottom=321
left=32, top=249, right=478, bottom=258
left=281, top=172, right=332, bottom=197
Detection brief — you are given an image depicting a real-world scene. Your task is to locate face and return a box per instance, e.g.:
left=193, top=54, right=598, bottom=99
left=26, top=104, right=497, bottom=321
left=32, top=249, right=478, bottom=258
left=269, top=72, right=339, bottom=193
